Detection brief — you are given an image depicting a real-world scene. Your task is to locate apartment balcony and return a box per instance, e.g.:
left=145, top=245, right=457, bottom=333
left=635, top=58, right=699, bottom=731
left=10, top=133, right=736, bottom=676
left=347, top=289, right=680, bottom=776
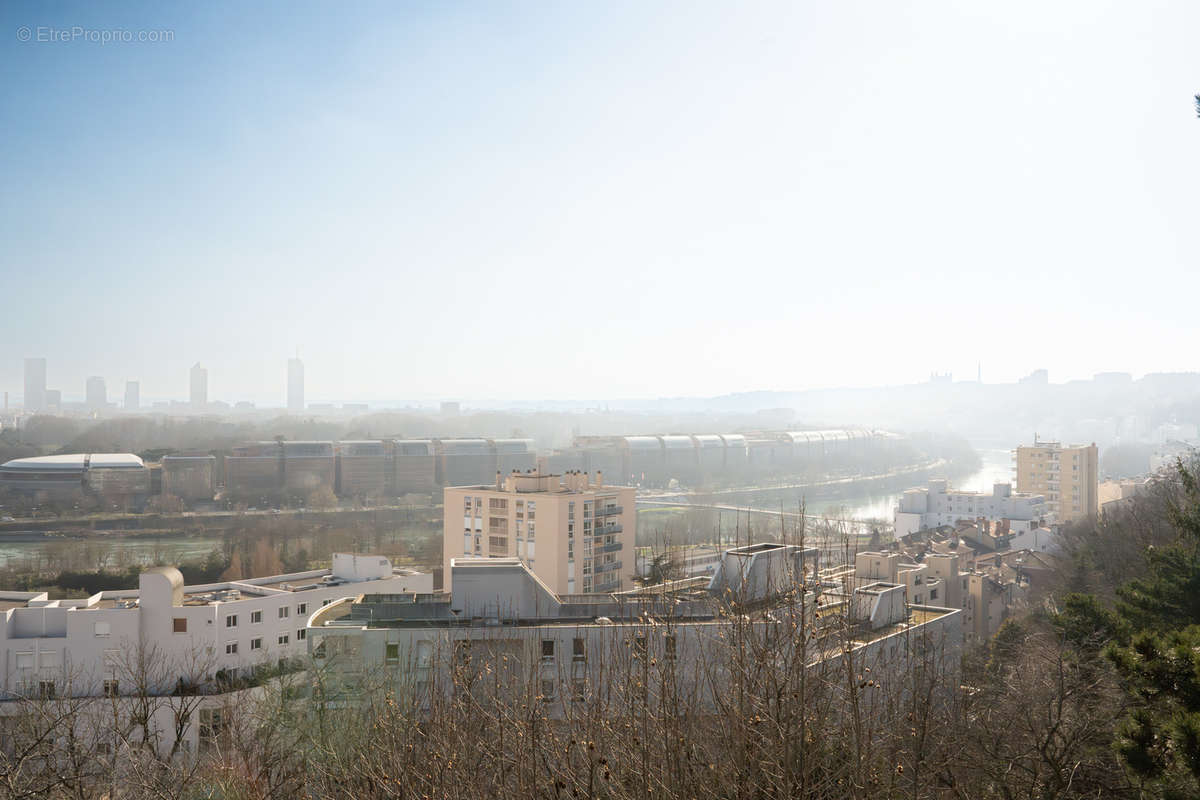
left=594, top=578, right=620, bottom=593
left=597, top=541, right=624, bottom=554
left=594, top=522, right=624, bottom=535
left=594, top=560, right=623, bottom=573
left=596, top=506, right=623, bottom=516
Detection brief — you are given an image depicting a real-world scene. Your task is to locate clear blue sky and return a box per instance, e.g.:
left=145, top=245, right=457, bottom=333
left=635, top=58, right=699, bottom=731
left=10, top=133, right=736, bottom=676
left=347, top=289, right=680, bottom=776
left=2, top=0, right=1198, bottom=407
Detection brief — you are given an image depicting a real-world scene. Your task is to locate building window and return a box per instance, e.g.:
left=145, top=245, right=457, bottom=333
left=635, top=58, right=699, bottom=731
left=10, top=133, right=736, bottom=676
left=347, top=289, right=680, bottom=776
left=278, top=607, right=289, bottom=619
left=199, top=708, right=224, bottom=751
left=297, top=603, right=307, bottom=616
left=664, top=634, right=677, bottom=660
left=540, top=678, right=556, bottom=702
left=278, top=634, right=289, bottom=646
left=250, top=638, right=263, bottom=651
left=541, top=640, right=555, bottom=660
left=572, top=638, right=586, bottom=662
left=572, top=678, right=586, bottom=702
left=103, top=680, right=119, bottom=698
left=225, top=642, right=238, bottom=655
left=39, top=681, right=56, bottom=700
left=94, top=622, right=110, bottom=637
left=225, top=615, right=237, bottom=628
left=385, top=643, right=400, bottom=664
left=173, top=618, right=187, bottom=634
left=297, top=629, right=306, bottom=641
left=930, top=588, right=938, bottom=600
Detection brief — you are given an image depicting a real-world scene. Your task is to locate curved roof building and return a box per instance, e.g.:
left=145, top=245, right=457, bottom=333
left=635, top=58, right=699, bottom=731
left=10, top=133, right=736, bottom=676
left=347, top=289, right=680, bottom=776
left=0, top=453, right=148, bottom=497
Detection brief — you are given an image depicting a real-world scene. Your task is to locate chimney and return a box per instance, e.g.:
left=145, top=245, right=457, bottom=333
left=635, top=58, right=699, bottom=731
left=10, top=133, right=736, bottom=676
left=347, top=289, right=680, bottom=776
left=595, top=470, right=603, bottom=488
left=496, top=470, right=502, bottom=491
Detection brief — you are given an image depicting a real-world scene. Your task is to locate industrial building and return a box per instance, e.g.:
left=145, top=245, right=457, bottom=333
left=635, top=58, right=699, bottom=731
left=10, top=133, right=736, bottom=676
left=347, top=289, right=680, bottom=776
left=161, top=454, right=216, bottom=501
left=222, top=443, right=284, bottom=498
left=207, top=430, right=905, bottom=503
left=550, top=428, right=900, bottom=488
left=335, top=440, right=392, bottom=497
left=0, top=453, right=150, bottom=501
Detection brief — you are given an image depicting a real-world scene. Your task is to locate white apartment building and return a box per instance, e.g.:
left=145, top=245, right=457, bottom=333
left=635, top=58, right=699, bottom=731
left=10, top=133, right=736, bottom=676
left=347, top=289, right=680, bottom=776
left=0, top=553, right=430, bottom=699
left=894, top=480, right=1049, bottom=538
left=308, top=547, right=962, bottom=714
left=443, top=471, right=636, bottom=595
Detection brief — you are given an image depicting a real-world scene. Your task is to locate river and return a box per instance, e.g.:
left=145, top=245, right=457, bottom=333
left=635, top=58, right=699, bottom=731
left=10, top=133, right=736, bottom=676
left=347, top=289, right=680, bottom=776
left=0, top=447, right=1016, bottom=569
left=805, top=447, right=1015, bottom=521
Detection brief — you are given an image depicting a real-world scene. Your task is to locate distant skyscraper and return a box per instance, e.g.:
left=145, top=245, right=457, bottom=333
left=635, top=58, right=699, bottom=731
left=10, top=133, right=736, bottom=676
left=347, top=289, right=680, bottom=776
left=86, top=376, right=107, bottom=411
left=23, top=358, right=46, bottom=412
left=125, top=381, right=140, bottom=411
left=287, top=358, right=304, bottom=412
left=190, top=363, right=208, bottom=408
left=45, top=389, right=61, bottom=410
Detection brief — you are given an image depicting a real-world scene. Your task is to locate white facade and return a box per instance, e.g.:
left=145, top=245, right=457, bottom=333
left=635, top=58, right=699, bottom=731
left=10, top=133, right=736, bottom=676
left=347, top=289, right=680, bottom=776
left=0, top=554, right=430, bottom=699
left=1006, top=525, right=1061, bottom=554
left=894, top=480, right=1049, bottom=538
left=308, top=552, right=961, bottom=715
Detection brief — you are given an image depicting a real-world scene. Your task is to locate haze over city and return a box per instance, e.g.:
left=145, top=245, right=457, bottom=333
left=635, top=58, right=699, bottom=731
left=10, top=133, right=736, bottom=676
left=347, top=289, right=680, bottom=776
left=3, top=0, right=1199, bottom=406
left=4, top=3, right=1200, bottom=798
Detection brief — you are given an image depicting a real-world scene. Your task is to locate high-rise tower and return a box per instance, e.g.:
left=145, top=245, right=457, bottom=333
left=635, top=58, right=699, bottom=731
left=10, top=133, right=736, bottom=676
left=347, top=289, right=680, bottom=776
left=23, top=358, right=46, bottom=412
left=190, top=363, right=208, bottom=408
left=287, top=357, right=304, bottom=412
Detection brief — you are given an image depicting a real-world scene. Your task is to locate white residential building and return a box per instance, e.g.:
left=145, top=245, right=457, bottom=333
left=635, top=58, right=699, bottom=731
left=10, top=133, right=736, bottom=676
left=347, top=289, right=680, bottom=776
left=307, top=546, right=963, bottom=715
left=0, top=553, right=430, bottom=699
left=894, top=480, right=1049, bottom=538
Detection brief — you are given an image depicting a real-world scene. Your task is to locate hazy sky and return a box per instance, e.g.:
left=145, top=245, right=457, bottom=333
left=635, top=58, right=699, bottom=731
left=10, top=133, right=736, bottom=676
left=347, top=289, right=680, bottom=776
left=2, top=0, right=1198, bottom=407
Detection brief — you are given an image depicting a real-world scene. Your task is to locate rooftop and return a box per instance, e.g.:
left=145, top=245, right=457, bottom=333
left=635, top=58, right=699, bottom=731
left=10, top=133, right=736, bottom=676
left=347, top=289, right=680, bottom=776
left=312, top=544, right=957, bottom=649
left=0, top=554, right=424, bottom=613
left=0, top=453, right=145, bottom=471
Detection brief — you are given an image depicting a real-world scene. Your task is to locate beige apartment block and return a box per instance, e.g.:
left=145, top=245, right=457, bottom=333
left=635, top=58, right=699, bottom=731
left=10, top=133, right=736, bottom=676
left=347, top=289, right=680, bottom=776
left=443, top=471, right=636, bottom=594
left=1014, top=441, right=1098, bottom=524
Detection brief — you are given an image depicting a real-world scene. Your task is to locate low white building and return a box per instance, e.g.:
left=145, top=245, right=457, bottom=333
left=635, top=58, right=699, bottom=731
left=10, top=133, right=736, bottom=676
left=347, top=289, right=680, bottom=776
left=894, top=480, right=1049, bottom=538
left=306, top=546, right=963, bottom=714
left=0, top=553, right=431, bottom=699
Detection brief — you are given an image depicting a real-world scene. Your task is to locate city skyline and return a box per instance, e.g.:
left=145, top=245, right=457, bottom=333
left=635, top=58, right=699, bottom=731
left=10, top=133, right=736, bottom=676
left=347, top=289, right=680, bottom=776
left=2, top=0, right=1198, bottom=404
left=7, top=351, right=1200, bottom=412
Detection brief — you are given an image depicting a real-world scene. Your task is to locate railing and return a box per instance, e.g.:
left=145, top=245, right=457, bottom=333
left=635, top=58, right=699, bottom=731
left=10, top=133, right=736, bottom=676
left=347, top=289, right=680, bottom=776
left=594, top=522, right=623, bottom=535
left=597, top=506, right=623, bottom=516
left=597, top=542, right=624, bottom=553
left=594, top=560, right=623, bottom=573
